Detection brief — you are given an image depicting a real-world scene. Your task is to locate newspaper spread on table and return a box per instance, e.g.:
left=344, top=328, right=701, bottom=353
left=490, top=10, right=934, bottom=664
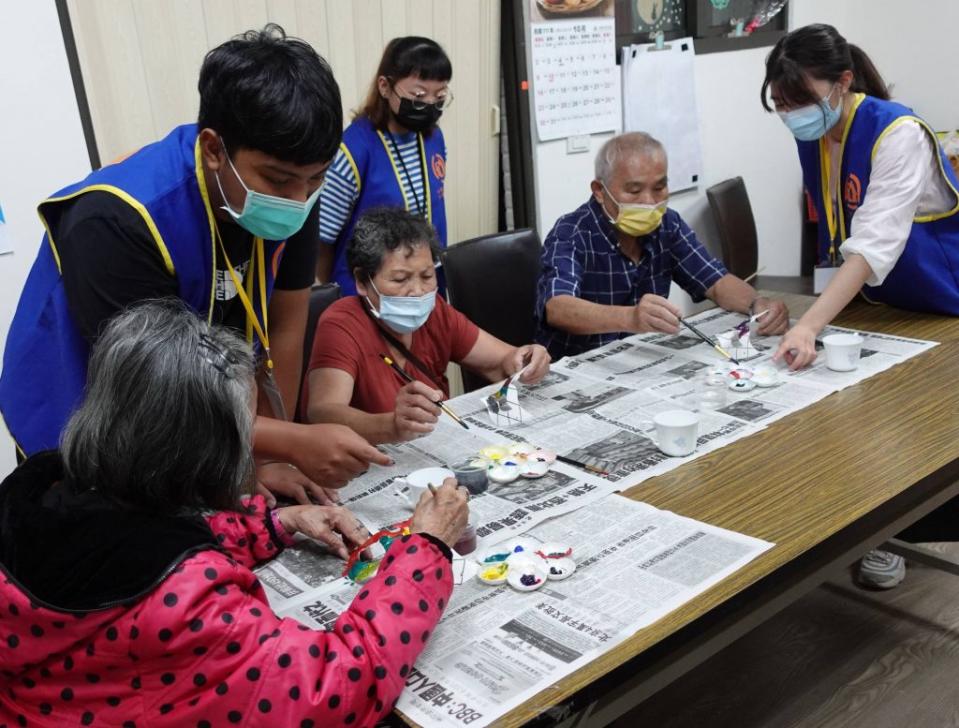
left=255, top=308, right=936, bottom=726
left=266, top=496, right=772, bottom=728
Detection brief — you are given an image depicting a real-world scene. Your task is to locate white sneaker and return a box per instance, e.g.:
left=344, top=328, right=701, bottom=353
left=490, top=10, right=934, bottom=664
left=857, top=549, right=906, bottom=589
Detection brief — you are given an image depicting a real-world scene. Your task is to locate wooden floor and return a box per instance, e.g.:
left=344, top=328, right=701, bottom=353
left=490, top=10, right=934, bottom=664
left=612, top=543, right=959, bottom=728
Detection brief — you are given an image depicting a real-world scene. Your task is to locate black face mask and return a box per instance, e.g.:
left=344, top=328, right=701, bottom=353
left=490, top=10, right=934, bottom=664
left=394, top=97, right=443, bottom=133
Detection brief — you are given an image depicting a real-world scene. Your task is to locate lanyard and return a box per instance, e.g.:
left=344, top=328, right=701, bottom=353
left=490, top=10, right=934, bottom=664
left=360, top=298, right=442, bottom=390
left=387, top=133, right=426, bottom=216
left=216, top=227, right=272, bottom=370
left=819, top=136, right=841, bottom=263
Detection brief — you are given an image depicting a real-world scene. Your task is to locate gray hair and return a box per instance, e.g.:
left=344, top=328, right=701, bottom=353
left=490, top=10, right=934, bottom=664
left=594, top=132, right=666, bottom=184
left=61, top=299, right=256, bottom=514
left=347, top=207, right=440, bottom=283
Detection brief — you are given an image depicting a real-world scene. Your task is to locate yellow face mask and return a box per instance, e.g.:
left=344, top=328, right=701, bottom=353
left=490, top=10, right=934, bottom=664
left=602, top=184, right=667, bottom=237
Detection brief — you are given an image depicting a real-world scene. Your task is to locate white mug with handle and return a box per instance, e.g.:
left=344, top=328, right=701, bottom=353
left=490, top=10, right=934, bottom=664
left=393, top=467, right=455, bottom=509
left=643, top=410, right=700, bottom=457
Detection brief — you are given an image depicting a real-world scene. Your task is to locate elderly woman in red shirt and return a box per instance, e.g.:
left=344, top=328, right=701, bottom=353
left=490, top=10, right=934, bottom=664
left=0, top=301, right=468, bottom=727
left=303, top=207, right=551, bottom=443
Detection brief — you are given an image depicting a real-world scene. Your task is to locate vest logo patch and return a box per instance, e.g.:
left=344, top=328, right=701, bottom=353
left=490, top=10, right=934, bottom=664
left=844, top=173, right=862, bottom=211
left=431, top=153, right=446, bottom=180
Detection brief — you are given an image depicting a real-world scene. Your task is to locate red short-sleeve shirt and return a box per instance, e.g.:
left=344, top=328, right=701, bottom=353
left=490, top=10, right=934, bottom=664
left=304, top=296, right=481, bottom=414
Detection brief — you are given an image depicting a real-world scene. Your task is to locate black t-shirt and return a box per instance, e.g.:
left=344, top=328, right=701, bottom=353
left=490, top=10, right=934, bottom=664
left=54, top=191, right=318, bottom=341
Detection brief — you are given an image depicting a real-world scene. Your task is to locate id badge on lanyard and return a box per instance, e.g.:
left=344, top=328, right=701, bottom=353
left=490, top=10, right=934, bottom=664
left=260, top=368, right=288, bottom=422
left=816, top=137, right=843, bottom=295
left=219, top=234, right=288, bottom=421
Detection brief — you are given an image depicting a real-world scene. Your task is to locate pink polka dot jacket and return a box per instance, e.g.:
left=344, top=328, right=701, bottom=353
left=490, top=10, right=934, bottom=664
left=0, top=452, right=453, bottom=727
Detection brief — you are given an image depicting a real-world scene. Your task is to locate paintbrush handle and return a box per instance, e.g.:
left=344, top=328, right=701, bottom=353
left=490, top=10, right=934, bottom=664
left=679, top=318, right=714, bottom=346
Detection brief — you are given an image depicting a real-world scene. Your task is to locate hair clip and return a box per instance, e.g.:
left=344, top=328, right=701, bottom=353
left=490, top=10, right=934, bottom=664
left=198, top=333, right=240, bottom=377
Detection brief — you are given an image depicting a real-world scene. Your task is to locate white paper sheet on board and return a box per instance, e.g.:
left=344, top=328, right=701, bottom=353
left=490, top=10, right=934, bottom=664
left=621, top=37, right=703, bottom=191
left=0, top=202, right=13, bottom=255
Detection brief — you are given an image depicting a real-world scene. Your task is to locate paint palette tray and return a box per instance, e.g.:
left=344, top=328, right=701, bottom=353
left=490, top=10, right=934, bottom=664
left=471, top=443, right=557, bottom=485
left=475, top=538, right=576, bottom=591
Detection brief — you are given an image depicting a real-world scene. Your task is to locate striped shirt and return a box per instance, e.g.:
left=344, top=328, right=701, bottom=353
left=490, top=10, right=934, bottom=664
left=535, top=197, right=727, bottom=359
left=318, top=130, right=426, bottom=244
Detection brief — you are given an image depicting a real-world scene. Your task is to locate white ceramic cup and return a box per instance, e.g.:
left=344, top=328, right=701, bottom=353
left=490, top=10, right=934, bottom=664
left=645, top=410, right=700, bottom=457
left=822, top=333, right=863, bottom=372
left=393, top=467, right=454, bottom=509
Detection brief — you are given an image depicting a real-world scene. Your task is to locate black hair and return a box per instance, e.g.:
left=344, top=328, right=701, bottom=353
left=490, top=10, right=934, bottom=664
left=761, top=23, right=889, bottom=112
left=347, top=207, right=440, bottom=283
left=357, top=36, right=452, bottom=129
left=198, top=23, right=343, bottom=164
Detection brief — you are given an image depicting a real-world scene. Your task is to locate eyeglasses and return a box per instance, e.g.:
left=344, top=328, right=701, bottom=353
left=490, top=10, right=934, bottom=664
left=389, top=80, right=454, bottom=111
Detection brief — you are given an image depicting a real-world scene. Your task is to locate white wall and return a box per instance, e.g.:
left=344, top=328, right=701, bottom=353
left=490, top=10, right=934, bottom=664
left=811, top=0, right=957, bottom=131
left=0, top=2, right=91, bottom=477
left=531, top=0, right=959, bottom=311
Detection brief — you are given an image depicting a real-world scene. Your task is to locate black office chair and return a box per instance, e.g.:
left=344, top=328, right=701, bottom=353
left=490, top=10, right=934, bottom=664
left=295, top=281, right=341, bottom=422
left=442, top=229, right=542, bottom=392
left=706, top=177, right=811, bottom=294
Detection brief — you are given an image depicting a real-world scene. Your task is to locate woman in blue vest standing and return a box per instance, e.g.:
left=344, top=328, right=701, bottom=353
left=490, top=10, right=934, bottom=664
left=763, top=24, right=959, bottom=591
left=764, top=24, right=959, bottom=371
left=317, top=37, right=452, bottom=295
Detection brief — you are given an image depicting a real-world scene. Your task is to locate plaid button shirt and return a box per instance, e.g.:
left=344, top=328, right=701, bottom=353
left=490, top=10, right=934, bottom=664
left=535, top=197, right=727, bottom=360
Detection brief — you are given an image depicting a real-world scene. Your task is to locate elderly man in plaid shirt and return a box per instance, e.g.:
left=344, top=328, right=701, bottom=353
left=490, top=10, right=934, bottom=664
left=535, top=132, right=790, bottom=360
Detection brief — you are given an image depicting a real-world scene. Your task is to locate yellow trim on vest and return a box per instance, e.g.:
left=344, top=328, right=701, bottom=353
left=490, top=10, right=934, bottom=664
left=194, top=138, right=218, bottom=323
left=38, top=184, right=176, bottom=277
left=869, top=117, right=959, bottom=224
left=418, top=134, right=433, bottom=224
left=377, top=130, right=413, bottom=212
left=818, top=93, right=865, bottom=253
left=340, top=143, right=362, bottom=195
left=377, top=129, right=431, bottom=222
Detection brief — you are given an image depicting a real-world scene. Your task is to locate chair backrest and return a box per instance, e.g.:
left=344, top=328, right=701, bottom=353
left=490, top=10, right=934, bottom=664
left=296, top=281, right=341, bottom=422
left=442, top=228, right=542, bottom=392
left=706, top=176, right=758, bottom=280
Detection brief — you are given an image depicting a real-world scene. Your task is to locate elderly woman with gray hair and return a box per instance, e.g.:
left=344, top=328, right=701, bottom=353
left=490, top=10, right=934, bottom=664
left=303, top=207, right=551, bottom=443
left=0, top=301, right=468, bottom=726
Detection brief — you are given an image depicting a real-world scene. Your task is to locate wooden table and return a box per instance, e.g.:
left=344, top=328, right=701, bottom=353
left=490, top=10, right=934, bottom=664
left=495, top=294, right=959, bottom=727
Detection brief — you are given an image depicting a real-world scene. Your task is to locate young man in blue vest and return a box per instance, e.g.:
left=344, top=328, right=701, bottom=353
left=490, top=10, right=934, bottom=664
left=0, top=25, right=390, bottom=502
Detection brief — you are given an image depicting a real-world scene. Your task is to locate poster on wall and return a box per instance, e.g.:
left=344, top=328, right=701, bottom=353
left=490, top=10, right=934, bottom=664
left=621, top=37, right=703, bottom=191
left=0, top=202, right=12, bottom=255
left=529, top=0, right=621, bottom=142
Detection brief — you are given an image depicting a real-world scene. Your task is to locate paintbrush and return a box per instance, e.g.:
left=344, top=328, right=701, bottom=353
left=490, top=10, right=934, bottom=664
left=556, top=454, right=609, bottom=477
left=743, top=266, right=766, bottom=284
left=380, top=354, right=470, bottom=430
left=679, top=318, right=740, bottom=366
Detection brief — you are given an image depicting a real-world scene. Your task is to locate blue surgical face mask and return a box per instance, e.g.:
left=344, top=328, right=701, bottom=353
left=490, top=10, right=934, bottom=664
left=215, top=145, right=321, bottom=240
left=778, top=86, right=842, bottom=142
left=366, top=280, right=436, bottom=334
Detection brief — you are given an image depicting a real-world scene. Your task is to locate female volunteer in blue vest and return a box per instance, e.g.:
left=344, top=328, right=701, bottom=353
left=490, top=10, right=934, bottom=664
left=765, top=24, right=959, bottom=370
left=316, top=37, right=452, bottom=295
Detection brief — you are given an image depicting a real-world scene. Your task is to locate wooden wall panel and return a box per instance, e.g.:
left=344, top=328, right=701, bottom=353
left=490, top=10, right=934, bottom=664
left=67, top=0, right=501, bottom=242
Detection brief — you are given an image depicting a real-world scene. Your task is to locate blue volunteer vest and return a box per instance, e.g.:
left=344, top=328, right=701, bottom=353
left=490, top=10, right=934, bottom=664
left=330, top=116, right=447, bottom=295
left=0, top=124, right=285, bottom=456
left=798, top=94, right=959, bottom=313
